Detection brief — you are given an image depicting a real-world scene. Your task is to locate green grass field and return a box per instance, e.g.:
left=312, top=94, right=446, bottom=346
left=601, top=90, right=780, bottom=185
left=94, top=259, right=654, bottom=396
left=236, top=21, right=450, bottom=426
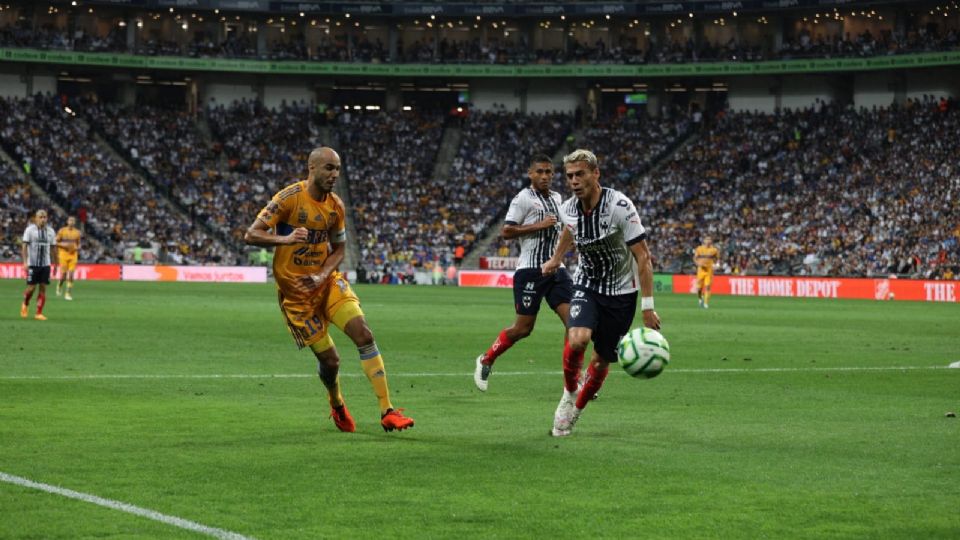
left=1, top=280, right=958, bottom=539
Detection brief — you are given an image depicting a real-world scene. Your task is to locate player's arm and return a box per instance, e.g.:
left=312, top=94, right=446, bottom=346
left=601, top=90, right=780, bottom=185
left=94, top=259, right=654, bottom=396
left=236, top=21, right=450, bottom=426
left=244, top=218, right=307, bottom=246
left=541, top=227, right=573, bottom=276
left=502, top=216, right=557, bottom=240
left=631, top=239, right=661, bottom=330
left=21, top=239, right=28, bottom=271
left=50, top=236, right=57, bottom=267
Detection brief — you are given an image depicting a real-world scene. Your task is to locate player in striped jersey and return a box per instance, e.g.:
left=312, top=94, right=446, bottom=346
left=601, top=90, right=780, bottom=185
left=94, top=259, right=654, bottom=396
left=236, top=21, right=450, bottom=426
left=20, top=209, right=58, bottom=320
left=542, top=149, right=661, bottom=436
left=473, top=154, right=582, bottom=392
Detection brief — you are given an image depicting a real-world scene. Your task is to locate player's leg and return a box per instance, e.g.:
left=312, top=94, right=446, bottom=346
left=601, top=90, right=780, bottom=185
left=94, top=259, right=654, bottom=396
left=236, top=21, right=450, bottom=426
left=326, top=277, right=413, bottom=431
left=479, top=313, right=536, bottom=366
left=703, top=272, right=713, bottom=308
left=548, top=270, right=583, bottom=393
left=552, top=288, right=597, bottom=437
left=56, top=264, right=65, bottom=296
left=474, top=313, right=536, bottom=391
left=65, top=265, right=75, bottom=300
left=474, top=268, right=544, bottom=391
left=279, top=293, right=352, bottom=431
left=35, top=281, right=47, bottom=320
left=310, top=337, right=354, bottom=433
left=21, top=281, right=36, bottom=318
left=696, top=270, right=705, bottom=307
left=477, top=269, right=541, bottom=364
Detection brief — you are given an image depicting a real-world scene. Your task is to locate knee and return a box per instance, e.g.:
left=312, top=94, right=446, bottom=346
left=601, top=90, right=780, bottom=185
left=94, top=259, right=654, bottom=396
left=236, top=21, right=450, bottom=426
left=313, top=348, right=340, bottom=371
left=349, top=322, right=375, bottom=347
left=567, top=329, right=590, bottom=352
left=513, top=323, right=534, bottom=340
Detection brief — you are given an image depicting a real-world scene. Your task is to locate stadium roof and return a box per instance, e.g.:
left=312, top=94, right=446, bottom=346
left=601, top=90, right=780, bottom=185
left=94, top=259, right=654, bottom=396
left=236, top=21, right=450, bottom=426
left=45, top=0, right=925, bottom=17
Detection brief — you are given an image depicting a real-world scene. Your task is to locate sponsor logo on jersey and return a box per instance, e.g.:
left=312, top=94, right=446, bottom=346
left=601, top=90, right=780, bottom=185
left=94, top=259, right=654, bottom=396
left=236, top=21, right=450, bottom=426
left=524, top=281, right=535, bottom=291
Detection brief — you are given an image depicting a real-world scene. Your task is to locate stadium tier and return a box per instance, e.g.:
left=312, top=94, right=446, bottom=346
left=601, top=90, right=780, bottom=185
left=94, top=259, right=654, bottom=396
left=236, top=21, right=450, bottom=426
left=0, top=0, right=957, bottom=278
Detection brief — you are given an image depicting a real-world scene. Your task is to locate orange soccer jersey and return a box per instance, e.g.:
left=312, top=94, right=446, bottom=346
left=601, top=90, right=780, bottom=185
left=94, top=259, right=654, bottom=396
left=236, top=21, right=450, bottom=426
left=695, top=245, right=719, bottom=271
left=257, top=181, right=347, bottom=304
left=56, top=226, right=81, bottom=255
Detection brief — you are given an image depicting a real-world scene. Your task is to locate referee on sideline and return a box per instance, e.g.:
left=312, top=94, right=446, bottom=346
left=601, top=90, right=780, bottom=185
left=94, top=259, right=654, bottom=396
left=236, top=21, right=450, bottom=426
left=20, top=209, right=57, bottom=320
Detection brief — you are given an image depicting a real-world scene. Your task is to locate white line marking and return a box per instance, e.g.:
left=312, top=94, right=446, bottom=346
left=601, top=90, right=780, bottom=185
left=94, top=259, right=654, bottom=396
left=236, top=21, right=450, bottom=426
left=0, top=365, right=949, bottom=381
left=0, top=472, right=255, bottom=540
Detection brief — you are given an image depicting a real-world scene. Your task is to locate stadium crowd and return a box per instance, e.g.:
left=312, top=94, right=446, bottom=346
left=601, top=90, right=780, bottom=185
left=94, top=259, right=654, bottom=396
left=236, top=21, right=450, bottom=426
left=645, top=97, right=959, bottom=279
left=0, top=95, right=235, bottom=264
left=1, top=92, right=956, bottom=280
left=458, top=110, right=575, bottom=259
left=3, top=22, right=957, bottom=65
left=336, top=110, right=448, bottom=274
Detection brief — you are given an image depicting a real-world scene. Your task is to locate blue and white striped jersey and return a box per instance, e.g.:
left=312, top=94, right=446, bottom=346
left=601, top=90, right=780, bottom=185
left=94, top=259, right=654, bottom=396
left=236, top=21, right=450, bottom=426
left=22, top=223, right=56, bottom=267
left=504, top=187, right=564, bottom=270
left=559, top=187, right=647, bottom=295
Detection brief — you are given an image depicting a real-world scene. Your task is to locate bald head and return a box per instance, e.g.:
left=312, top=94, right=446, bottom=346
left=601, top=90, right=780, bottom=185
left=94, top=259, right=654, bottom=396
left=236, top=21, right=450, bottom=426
left=309, top=147, right=340, bottom=168
left=307, top=146, right=342, bottom=195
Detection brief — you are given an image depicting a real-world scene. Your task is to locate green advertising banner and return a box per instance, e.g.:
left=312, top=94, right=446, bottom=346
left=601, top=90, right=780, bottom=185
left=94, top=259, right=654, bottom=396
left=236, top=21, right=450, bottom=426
left=653, top=274, right=673, bottom=294
left=3, top=48, right=959, bottom=78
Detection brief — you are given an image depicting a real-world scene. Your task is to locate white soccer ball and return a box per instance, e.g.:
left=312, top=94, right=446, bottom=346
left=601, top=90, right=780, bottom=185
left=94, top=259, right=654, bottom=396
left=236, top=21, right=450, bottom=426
left=618, top=327, right=671, bottom=379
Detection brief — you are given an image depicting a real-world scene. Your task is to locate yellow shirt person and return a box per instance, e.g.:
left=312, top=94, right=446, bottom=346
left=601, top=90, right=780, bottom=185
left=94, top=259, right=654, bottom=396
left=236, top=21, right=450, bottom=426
left=245, top=147, right=414, bottom=434
left=693, top=238, right=719, bottom=309
left=55, top=216, right=82, bottom=300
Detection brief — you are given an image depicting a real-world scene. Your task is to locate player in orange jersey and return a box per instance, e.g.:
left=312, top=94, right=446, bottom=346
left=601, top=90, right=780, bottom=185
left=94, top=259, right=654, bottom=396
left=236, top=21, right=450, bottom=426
left=56, top=216, right=82, bottom=300
left=693, top=236, right=720, bottom=309
left=245, top=147, right=414, bottom=433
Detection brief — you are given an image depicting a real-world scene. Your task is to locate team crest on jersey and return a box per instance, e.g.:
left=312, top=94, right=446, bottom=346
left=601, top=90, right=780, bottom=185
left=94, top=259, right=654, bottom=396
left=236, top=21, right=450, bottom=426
left=336, top=278, right=348, bottom=293
left=574, top=290, right=585, bottom=298
left=297, top=209, right=308, bottom=224
left=522, top=295, right=532, bottom=309
left=570, top=305, right=581, bottom=318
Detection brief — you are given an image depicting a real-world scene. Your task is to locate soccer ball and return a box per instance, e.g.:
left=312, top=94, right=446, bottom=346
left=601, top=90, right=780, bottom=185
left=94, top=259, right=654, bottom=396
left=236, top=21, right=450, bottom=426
left=618, top=328, right=671, bottom=379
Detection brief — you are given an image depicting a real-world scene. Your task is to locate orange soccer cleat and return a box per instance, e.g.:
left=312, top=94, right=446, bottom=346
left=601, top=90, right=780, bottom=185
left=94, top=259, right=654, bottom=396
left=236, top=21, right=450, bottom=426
left=34, top=314, right=48, bottom=321
left=330, top=404, right=356, bottom=433
left=380, top=409, right=415, bottom=432
left=20, top=304, right=27, bottom=318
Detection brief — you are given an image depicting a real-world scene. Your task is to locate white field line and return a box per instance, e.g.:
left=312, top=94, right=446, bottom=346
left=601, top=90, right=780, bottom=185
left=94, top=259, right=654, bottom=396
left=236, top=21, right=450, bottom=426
left=0, top=471, right=255, bottom=540
left=0, top=365, right=951, bottom=381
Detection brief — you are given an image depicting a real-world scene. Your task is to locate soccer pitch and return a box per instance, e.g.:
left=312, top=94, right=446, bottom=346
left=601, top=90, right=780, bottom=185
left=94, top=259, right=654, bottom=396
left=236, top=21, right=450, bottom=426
left=1, top=281, right=958, bottom=539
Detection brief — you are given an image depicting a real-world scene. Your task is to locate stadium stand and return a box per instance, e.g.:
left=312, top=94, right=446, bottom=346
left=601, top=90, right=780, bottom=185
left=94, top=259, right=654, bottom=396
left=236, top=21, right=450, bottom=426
left=0, top=95, right=236, bottom=264
left=335, top=110, right=447, bottom=274
left=2, top=22, right=956, bottom=64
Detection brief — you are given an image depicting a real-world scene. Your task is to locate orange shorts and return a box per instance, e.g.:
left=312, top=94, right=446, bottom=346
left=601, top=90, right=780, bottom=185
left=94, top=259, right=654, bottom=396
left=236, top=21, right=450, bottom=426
left=59, top=252, right=78, bottom=272
left=696, top=267, right=714, bottom=289
left=277, top=271, right=362, bottom=350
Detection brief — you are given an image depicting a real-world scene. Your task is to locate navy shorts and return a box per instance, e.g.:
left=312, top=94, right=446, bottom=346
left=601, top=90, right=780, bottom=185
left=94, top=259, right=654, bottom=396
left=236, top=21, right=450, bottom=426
left=27, top=266, right=51, bottom=286
left=513, top=267, right=574, bottom=316
left=567, top=285, right=638, bottom=363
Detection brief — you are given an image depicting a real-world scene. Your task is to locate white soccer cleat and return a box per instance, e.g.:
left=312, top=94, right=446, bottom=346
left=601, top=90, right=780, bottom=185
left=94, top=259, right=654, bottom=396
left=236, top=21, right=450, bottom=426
left=474, top=354, right=490, bottom=392
left=551, top=388, right=582, bottom=437
left=703, top=303, right=708, bottom=309
left=64, top=293, right=73, bottom=301
left=55, top=287, right=62, bottom=297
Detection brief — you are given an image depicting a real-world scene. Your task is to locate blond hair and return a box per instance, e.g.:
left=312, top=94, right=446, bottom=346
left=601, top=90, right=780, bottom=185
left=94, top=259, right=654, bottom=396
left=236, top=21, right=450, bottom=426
left=562, top=148, right=598, bottom=170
